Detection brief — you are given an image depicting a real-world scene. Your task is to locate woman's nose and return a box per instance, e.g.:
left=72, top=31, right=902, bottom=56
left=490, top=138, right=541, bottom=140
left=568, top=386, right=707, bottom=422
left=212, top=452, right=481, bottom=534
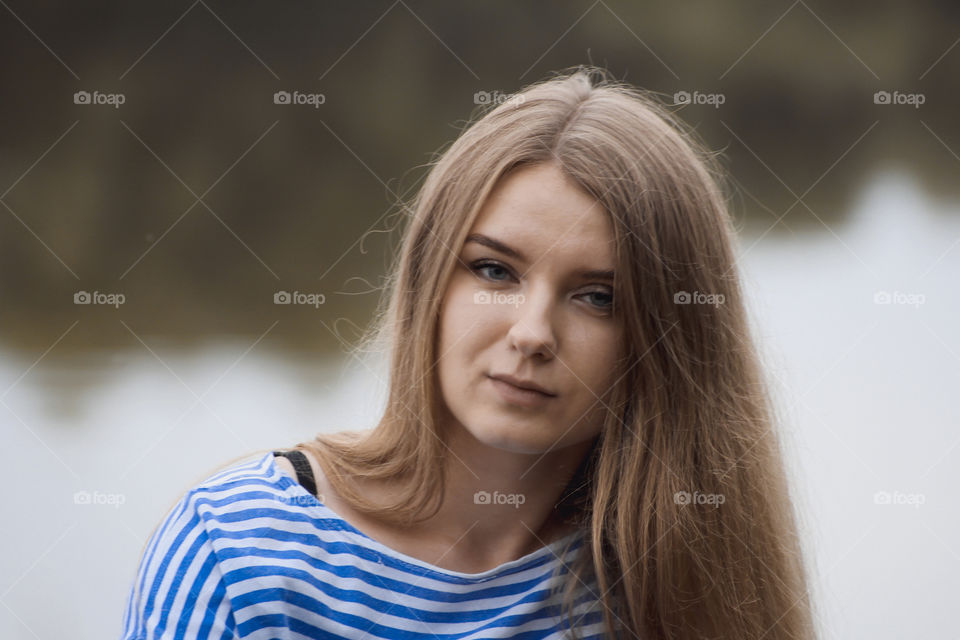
left=505, top=289, right=557, bottom=359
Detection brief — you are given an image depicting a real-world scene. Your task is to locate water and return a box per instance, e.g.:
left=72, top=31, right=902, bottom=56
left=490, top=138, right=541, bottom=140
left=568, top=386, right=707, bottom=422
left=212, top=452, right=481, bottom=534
left=740, top=167, right=960, bottom=639
left=1, top=168, right=957, bottom=638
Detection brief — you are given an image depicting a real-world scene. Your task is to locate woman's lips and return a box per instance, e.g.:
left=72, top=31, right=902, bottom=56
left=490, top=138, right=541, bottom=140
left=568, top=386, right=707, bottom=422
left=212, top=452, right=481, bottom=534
left=487, top=375, right=556, bottom=408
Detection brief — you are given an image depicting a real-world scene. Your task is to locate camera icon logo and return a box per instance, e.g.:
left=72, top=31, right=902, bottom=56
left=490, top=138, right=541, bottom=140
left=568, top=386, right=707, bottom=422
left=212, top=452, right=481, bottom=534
left=673, top=91, right=691, bottom=105
left=473, top=490, right=491, bottom=504
left=73, top=490, right=92, bottom=504
left=274, top=291, right=292, bottom=304
left=74, top=291, right=92, bottom=304
left=274, top=91, right=291, bottom=105
left=73, top=91, right=91, bottom=105
left=673, top=291, right=691, bottom=304
left=873, top=91, right=891, bottom=105
left=473, top=291, right=491, bottom=304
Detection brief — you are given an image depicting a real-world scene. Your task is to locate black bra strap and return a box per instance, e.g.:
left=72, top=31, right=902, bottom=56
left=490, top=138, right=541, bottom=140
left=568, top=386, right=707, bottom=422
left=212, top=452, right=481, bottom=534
left=272, top=450, right=318, bottom=497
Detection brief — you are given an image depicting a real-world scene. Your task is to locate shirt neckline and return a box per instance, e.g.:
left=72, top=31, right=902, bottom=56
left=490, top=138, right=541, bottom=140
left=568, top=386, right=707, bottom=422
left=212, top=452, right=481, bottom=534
left=264, top=452, right=583, bottom=581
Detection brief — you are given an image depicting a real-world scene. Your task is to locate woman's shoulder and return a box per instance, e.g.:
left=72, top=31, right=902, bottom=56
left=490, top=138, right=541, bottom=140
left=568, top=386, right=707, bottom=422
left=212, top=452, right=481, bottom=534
left=272, top=453, right=299, bottom=482
left=273, top=448, right=343, bottom=513
left=142, top=450, right=319, bottom=553
left=122, top=451, right=308, bottom=639
left=170, top=450, right=292, bottom=519
left=194, top=450, right=279, bottom=490
left=272, top=449, right=321, bottom=490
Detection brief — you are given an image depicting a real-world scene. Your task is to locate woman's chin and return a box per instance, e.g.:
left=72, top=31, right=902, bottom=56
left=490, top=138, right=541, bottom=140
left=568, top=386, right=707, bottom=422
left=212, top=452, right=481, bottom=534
left=466, top=422, right=558, bottom=456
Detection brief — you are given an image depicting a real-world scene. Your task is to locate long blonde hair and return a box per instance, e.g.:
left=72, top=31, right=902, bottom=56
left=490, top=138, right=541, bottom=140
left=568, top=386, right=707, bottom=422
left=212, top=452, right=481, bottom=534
left=294, top=65, right=817, bottom=640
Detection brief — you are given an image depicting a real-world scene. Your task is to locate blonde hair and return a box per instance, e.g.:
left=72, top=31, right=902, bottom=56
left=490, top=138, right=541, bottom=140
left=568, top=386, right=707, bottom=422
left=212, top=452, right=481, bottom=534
left=293, top=65, right=817, bottom=640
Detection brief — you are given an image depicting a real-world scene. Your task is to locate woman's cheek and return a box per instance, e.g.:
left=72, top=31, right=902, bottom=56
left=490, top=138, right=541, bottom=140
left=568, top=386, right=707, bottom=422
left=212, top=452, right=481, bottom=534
left=579, top=333, right=620, bottom=398
left=596, top=340, right=622, bottom=399
left=440, top=289, right=492, bottom=361
left=440, top=278, right=474, bottom=336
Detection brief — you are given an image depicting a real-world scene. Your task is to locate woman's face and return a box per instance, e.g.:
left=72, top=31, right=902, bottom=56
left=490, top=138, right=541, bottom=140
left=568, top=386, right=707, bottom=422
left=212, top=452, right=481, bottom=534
left=436, top=161, right=623, bottom=455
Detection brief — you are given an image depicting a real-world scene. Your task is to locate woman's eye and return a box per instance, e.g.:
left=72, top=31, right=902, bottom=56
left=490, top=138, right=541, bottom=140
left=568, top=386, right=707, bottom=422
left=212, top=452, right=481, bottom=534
left=471, top=261, right=513, bottom=282
left=470, top=260, right=614, bottom=313
left=582, top=290, right=614, bottom=311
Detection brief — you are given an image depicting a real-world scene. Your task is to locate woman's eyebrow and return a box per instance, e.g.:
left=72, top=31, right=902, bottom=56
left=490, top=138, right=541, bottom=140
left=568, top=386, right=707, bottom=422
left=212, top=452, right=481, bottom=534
left=464, top=233, right=615, bottom=281
left=464, top=233, right=526, bottom=262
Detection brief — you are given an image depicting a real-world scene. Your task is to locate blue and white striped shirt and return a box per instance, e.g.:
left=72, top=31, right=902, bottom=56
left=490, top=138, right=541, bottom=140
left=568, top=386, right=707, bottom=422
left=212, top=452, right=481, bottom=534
left=119, top=451, right=607, bottom=639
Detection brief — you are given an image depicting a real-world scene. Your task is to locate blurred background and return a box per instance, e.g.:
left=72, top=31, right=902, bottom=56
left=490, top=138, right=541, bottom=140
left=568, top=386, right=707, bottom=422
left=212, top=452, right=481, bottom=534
left=1, top=1, right=958, bottom=638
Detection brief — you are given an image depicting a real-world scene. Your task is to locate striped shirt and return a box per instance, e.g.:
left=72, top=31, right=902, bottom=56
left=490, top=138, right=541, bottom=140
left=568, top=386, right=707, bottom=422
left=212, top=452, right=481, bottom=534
left=119, top=451, right=608, bottom=639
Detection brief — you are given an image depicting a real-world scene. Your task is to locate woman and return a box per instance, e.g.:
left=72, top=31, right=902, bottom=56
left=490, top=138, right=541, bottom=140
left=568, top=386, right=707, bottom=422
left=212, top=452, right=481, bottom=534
left=120, top=66, right=817, bottom=639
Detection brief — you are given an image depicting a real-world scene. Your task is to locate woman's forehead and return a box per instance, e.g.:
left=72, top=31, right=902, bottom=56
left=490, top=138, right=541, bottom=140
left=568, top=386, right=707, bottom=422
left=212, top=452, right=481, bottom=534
left=462, top=231, right=616, bottom=278
left=468, top=165, right=614, bottom=252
